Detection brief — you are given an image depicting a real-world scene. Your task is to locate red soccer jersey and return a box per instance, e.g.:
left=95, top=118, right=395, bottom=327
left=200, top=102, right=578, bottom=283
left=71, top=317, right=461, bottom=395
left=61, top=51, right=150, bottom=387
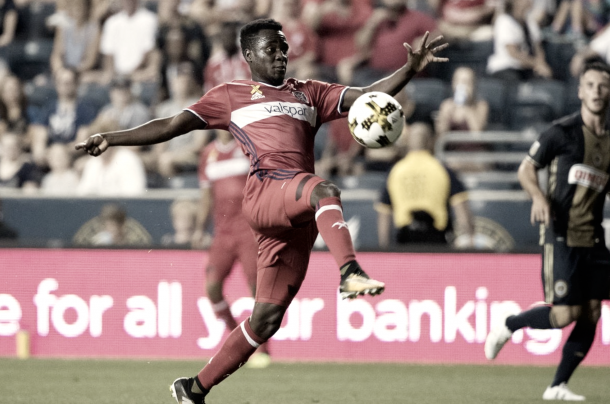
left=198, top=139, right=251, bottom=232
left=186, top=78, right=348, bottom=176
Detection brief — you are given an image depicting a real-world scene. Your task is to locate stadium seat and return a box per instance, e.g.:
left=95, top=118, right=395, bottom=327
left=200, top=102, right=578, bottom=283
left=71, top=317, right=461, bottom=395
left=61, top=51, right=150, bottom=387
left=543, top=37, right=578, bottom=82
left=430, top=40, right=494, bottom=82
left=79, top=83, right=111, bottom=113
left=15, top=2, right=56, bottom=40
left=476, top=77, right=509, bottom=128
left=404, top=78, right=450, bottom=125
left=506, top=79, right=566, bottom=130
left=25, top=82, right=57, bottom=108
left=9, top=39, right=53, bottom=81
left=563, top=79, right=581, bottom=115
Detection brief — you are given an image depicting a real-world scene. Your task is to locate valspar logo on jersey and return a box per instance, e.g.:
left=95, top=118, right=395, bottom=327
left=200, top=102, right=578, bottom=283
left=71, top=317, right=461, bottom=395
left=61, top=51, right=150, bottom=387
left=231, top=102, right=317, bottom=127
left=568, top=164, right=609, bottom=192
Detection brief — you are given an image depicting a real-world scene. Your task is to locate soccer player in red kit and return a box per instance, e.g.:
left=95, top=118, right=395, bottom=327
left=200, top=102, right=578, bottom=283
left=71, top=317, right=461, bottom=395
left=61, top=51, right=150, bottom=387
left=194, top=128, right=270, bottom=367
left=76, top=18, right=448, bottom=404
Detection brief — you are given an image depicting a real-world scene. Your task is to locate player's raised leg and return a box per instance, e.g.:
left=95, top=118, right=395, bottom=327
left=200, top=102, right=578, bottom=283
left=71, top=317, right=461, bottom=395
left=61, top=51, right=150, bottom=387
left=310, top=180, right=385, bottom=299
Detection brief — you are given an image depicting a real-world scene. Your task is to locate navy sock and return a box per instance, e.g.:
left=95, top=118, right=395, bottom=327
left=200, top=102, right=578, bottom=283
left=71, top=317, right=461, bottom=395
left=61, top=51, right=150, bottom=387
left=505, top=306, right=553, bottom=332
left=551, top=320, right=596, bottom=387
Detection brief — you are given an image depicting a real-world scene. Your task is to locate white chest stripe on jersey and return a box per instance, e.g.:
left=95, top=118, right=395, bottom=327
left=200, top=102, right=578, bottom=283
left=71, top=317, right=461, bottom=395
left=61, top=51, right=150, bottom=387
left=568, top=164, right=609, bottom=192
left=205, top=157, right=250, bottom=181
left=231, top=101, right=317, bottom=128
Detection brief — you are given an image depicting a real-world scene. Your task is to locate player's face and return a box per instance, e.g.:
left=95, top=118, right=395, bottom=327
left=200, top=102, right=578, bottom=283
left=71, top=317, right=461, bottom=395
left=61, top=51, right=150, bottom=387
left=579, top=69, right=610, bottom=115
left=245, top=29, right=289, bottom=86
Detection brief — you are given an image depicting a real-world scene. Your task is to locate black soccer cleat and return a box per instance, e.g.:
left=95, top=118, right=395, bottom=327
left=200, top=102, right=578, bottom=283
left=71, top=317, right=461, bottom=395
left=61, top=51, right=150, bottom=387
left=170, top=377, right=205, bottom=404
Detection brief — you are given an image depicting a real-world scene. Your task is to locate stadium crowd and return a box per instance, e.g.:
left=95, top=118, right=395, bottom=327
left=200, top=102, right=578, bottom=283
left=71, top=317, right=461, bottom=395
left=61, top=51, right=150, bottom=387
left=0, top=0, right=608, bottom=247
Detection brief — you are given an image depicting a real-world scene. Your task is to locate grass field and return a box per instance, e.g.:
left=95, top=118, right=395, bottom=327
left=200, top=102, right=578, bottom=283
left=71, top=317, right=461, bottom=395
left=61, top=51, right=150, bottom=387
left=1, top=358, right=609, bottom=404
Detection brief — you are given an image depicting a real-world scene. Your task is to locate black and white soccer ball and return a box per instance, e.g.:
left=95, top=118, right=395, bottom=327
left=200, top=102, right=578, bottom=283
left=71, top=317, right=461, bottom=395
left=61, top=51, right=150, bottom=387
left=347, top=92, right=404, bottom=149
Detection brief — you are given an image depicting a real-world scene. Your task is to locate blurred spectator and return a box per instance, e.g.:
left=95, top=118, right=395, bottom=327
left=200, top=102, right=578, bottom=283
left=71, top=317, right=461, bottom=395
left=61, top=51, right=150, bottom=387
left=551, top=0, right=609, bottom=38
left=270, top=0, right=318, bottom=79
left=73, top=202, right=152, bottom=246
left=89, top=76, right=151, bottom=131
left=0, top=0, right=17, bottom=53
left=375, top=122, right=475, bottom=248
left=157, top=25, right=207, bottom=101
left=340, top=0, right=438, bottom=85
left=302, top=0, right=372, bottom=82
left=146, top=62, right=208, bottom=179
left=76, top=119, right=147, bottom=196
left=97, top=0, right=160, bottom=85
left=570, top=23, right=610, bottom=77
left=0, top=198, right=18, bottom=240
left=187, top=0, right=225, bottom=36
left=486, top=0, right=553, bottom=81
left=437, top=0, right=495, bottom=41
left=29, top=68, right=98, bottom=166
left=156, top=0, right=210, bottom=100
left=161, top=197, right=198, bottom=247
left=436, top=67, right=490, bottom=172
left=315, top=117, right=364, bottom=178
left=40, top=143, right=79, bottom=194
left=436, top=66, right=489, bottom=135
left=50, top=0, right=101, bottom=78
left=0, top=131, right=41, bottom=192
left=0, top=74, right=29, bottom=136
left=203, top=20, right=249, bottom=92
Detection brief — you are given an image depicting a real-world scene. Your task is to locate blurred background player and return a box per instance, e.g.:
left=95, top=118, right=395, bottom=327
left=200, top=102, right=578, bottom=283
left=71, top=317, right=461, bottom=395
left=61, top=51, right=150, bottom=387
left=485, top=62, right=610, bottom=401
left=193, top=129, right=270, bottom=368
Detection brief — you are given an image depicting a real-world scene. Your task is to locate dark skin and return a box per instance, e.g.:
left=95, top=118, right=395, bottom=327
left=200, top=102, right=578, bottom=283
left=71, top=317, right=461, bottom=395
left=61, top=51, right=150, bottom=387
left=76, top=28, right=448, bottom=341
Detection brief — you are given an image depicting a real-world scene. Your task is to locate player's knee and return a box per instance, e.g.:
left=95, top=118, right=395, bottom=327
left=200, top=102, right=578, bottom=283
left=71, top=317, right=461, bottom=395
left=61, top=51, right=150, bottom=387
left=586, top=300, right=602, bottom=323
left=551, top=305, right=581, bottom=327
left=205, top=280, right=223, bottom=302
left=311, top=181, right=341, bottom=206
left=250, top=303, right=286, bottom=340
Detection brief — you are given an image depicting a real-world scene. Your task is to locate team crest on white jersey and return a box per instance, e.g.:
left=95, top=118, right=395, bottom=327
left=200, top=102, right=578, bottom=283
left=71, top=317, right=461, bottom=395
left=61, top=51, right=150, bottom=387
left=250, top=85, right=265, bottom=100
left=292, top=91, right=308, bottom=104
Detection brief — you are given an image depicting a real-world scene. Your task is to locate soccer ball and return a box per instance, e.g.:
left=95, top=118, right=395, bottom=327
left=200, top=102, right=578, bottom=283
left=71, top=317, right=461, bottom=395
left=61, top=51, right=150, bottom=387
left=347, top=92, right=404, bottom=149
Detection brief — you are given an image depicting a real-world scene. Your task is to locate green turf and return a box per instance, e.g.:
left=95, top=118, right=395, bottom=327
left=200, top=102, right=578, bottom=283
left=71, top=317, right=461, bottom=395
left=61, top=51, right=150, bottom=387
left=1, top=358, right=609, bottom=404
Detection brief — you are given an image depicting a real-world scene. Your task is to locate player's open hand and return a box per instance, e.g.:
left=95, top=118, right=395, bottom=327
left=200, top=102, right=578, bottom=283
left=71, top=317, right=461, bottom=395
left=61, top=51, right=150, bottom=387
left=75, top=134, right=109, bottom=157
left=404, top=32, right=449, bottom=73
left=530, top=195, right=550, bottom=226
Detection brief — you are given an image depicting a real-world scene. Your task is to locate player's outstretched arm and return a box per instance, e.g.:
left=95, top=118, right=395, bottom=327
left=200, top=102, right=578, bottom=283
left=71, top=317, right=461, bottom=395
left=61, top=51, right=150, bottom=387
left=75, top=111, right=206, bottom=157
left=342, top=32, right=448, bottom=110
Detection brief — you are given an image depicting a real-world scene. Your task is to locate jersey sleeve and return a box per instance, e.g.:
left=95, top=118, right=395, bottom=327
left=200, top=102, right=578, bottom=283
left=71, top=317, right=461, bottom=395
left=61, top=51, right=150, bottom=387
left=305, top=80, right=348, bottom=123
left=526, top=125, right=563, bottom=168
left=185, top=85, right=232, bottom=130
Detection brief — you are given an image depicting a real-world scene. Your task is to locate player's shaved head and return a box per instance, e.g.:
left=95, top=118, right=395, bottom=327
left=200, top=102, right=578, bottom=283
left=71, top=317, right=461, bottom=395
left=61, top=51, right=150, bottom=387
left=240, top=18, right=283, bottom=57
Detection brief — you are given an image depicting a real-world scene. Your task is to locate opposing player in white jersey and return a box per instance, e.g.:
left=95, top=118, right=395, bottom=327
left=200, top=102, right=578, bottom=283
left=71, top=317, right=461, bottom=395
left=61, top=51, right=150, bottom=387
left=76, top=18, right=448, bottom=404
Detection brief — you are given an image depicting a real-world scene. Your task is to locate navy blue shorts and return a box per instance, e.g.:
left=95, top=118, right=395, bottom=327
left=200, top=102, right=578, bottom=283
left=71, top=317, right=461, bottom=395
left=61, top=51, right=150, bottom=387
left=541, top=233, right=610, bottom=305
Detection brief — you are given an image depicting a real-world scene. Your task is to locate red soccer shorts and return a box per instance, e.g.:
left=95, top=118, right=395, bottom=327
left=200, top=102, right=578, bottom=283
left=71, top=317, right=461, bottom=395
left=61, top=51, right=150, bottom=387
left=206, top=223, right=258, bottom=290
left=242, top=172, right=325, bottom=306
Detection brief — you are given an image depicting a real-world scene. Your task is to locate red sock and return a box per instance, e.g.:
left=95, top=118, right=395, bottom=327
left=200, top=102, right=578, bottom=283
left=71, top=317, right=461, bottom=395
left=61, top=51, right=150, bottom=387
left=197, top=318, right=265, bottom=390
left=315, top=196, right=356, bottom=267
left=212, top=300, right=238, bottom=330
